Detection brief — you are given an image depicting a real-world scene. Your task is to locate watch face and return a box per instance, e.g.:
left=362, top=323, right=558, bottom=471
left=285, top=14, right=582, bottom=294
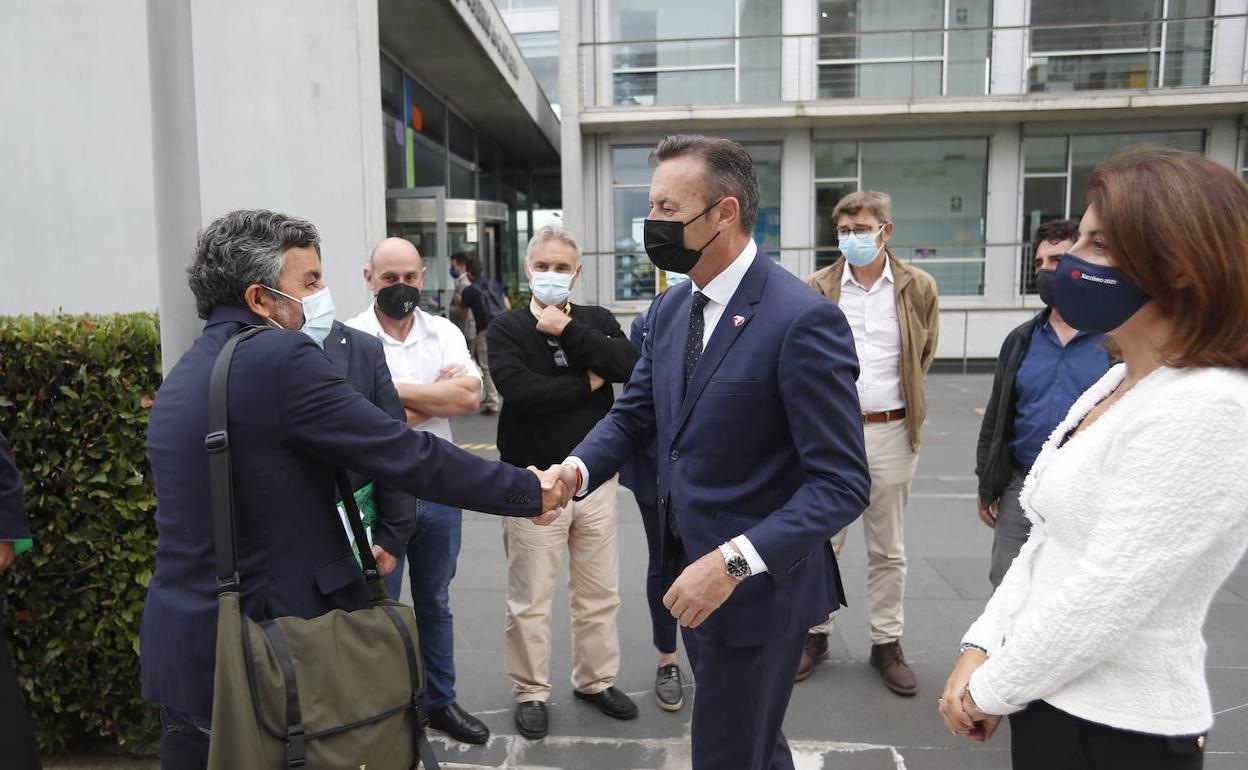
left=727, top=556, right=750, bottom=578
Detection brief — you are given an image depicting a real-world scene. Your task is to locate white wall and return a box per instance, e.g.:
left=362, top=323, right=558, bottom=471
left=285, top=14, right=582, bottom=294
left=0, top=0, right=159, bottom=315
left=189, top=0, right=385, bottom=317
left=0, top=0, right=385, bottom=323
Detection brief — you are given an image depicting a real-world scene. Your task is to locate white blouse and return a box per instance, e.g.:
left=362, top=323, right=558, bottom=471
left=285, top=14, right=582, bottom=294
left=964, top=364, right=1248, bottom=736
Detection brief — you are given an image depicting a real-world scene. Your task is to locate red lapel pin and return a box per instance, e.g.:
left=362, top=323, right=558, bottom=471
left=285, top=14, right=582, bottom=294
left=732, top=315, right=745, bottom=328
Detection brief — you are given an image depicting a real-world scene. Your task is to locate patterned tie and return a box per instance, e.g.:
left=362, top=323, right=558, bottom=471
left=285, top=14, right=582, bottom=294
left=685, top=291, right=710, bottom=389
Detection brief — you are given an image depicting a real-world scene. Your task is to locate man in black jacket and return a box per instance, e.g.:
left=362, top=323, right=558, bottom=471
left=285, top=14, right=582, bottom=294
left=488, top=225, right=641, bottom=739
left=974, top=219, right=1111, bottom=587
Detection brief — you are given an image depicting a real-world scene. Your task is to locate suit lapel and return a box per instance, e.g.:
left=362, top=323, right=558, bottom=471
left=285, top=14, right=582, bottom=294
left=325, top=322, right=351, bottom=377
left=673, top=255, right=769, bottom=438
left=655, top=289, right=691, bottom=430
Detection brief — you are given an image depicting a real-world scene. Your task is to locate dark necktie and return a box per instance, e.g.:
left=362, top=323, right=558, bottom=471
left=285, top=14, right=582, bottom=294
left=685, top=291, right=710, bottom=389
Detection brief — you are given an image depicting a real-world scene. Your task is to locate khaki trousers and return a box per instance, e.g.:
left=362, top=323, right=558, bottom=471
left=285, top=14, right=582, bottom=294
left=812, top=420, right=917, bottom=645
left=472, top=333, right=500, bottom=411
left=503, top=475, right=622, bottom=702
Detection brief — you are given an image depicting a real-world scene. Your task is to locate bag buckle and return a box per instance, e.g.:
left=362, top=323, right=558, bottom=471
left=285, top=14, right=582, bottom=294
left=286, top=724, right=307, bottom=768
left=216, top=572, right=240, bottom=593
left=204, top=430, right=229, bottom=454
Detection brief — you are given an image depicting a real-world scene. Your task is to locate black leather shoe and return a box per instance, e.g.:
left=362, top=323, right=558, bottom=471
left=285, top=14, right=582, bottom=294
left=514, top=700, right=548, bottom=740
left=574, top=686, right=639, bottom=721
left=654, top=664, right=684, bottom=712
left=427, top=701, right=489, bottom=745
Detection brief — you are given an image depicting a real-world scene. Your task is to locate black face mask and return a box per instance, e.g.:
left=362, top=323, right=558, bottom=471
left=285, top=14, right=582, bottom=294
left=376, top=283, right=421, bottom=320
left=1035, top=268, right=1057, bottom=307
left=642, top=199, right=723, bottom=274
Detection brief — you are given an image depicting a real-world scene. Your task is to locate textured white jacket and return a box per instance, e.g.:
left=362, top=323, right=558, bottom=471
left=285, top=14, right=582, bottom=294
left=964, top=364, right=1248, bottom=736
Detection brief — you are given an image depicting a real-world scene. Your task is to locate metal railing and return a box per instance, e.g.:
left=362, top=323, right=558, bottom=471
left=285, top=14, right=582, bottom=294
left=578, top=14, right=1247, bottom=109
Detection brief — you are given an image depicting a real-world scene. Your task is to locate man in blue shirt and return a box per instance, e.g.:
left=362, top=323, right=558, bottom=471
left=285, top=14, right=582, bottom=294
left=975, top=219, right=1112, bottom=587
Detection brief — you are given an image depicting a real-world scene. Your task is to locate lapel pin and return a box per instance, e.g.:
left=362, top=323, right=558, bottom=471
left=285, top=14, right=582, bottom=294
left=340, top=337, right=347, bottom=344
left=732, top=315, right=745, bottom=328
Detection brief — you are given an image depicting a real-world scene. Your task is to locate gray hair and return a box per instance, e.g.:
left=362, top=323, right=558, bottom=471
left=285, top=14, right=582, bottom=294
left=526, top=224, right=581, bottom=262
left=186, top=209, right=321, bottom=319
left=650, top=135, right=759, bottom=235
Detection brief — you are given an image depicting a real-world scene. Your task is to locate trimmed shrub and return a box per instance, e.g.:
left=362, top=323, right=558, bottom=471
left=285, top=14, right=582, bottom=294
left=0, top=312, right=162, bottom=754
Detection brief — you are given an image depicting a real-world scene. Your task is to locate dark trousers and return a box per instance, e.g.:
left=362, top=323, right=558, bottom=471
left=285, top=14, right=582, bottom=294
left=1010, top=700, right=1204, bottom=770
left=682, top=623, right=806, bottom=770
left=1, top=594, right=42, bottom=770
left=636, top=499, right=678, bottom=655
left=159, top=705, right=211, bottom=770
left=381, top=500, right=463, bottom=710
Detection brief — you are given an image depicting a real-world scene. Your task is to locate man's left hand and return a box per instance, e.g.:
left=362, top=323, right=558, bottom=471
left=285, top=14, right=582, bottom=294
left=0, top=541, right=14, bottom=574
left=535, top=305, right=573, bottom=336
left=371, top=545, right=398, bottom=577
left=663, top=547, right=740, bottom=628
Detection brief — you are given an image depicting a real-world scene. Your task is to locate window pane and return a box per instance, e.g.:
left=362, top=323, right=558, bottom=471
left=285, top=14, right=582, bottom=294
left=448, top=112, right=476, bottom=162
left=1031, top=0, right=1162, bottom=50
left=861, top=138, right=988, bottom=295
left=613, top=186, right=654, bottom=302
left=744, top=143, right=782, bottom=256
left=815, top=141, right=857, bottom=180
left=412, top=139, right=445, bottom=188
left=1069, top=131, right=1204, bottom=216
left=612, top=146, right=652, bottom=186
left=514, top=31, right=561, bottom=110
left=819, top=61, right=942, bottom=99
left=1021, top=177, right=1068, bottom=293
left=449, top=159, right=475, bottom=199
left=1029, top=51, right=1157, bottom=92
left=1162, top=17, right=1213, bottom=88
left=815, top=181, right=858, bottom=267
left=380, top=55, right=403, bottom=116
left=410, top=79, right=446, bottom=145
left=615, top=68, right=735, bottom=107
left=610, top=1, right=733, bottom=42
left=383, top=115, right=406, bottom=190
left=1024, top=136, right=1068, bottom=173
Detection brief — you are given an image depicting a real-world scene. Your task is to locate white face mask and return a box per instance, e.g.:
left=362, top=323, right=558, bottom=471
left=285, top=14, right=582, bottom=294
left=530, top=271, right=574, bottom=306
left=264, top=285, right=336, bottom=347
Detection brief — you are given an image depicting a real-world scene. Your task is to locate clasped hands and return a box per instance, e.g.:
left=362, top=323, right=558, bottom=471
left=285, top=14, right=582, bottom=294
left=526, top=463, right=579, bottom=526
left=938, top=649, right=1002, bottom=742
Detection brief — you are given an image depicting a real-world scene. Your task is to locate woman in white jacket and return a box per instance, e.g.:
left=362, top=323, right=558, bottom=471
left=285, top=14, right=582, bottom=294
left=939, top=147, right=1248, bottom=769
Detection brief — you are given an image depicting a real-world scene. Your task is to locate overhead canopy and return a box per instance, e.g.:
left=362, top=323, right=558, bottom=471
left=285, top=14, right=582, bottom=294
left=379, top=0, right=561, bottom=169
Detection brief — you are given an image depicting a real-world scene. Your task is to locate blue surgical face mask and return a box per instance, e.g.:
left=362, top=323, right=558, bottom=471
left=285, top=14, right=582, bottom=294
left=530, top=270, right=574, bottom=306
left=264, top=285, right=336, bottom=347
left=449, top=266, right=461, bottom=280
left=838, top=226, right=885, bottom=267
left=1053, top=253, right=1151, bottom=334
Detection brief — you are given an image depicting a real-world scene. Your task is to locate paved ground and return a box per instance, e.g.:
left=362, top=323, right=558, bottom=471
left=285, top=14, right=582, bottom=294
left=45, top=373, right=1248, bottom=770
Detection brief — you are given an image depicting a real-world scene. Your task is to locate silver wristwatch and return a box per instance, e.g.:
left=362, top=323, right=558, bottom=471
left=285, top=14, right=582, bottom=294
left=719, top=542, right=750, bottom=580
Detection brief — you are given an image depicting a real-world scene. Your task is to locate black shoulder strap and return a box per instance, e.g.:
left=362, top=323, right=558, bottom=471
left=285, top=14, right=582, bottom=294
left=208, top=326, right=268, bottom=593
left=336, top=469, right=386, bottom=601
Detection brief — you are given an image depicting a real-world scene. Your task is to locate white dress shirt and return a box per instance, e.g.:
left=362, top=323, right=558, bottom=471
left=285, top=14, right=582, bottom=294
left=839, top=256, right=905, bottom=413
left=345, top=305, right=480, bottom=444
left=567, top=240, right=769, bottom=576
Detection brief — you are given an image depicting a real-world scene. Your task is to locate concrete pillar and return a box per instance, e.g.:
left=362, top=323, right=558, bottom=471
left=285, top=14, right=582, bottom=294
left=559, top=0, right=588, bottom=299
left=780, top=128, right=814, bottom=277
left=146, top=0, right=203, bottom=374
left=990, top=0, right=1028, bottom=95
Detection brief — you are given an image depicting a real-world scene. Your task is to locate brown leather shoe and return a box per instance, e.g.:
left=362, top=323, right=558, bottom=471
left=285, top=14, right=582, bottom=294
left=870, top=641, right=917, bottom=696
left=795, top=632, right=828, bottom=682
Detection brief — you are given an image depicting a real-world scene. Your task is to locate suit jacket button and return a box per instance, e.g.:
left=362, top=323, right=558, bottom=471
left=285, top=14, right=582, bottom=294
left=669, top=450, right=679, bottom=461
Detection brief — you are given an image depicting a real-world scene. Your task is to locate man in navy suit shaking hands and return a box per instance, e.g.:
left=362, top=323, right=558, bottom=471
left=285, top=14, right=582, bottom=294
left=547, top=136, right=871, bottom=770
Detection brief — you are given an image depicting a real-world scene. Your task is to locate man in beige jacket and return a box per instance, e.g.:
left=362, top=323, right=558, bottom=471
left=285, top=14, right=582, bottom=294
left=798, top=191, right=939, bottom=696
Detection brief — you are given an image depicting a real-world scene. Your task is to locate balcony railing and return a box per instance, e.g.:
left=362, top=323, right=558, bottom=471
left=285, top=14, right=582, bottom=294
left=578, top=14, right=1246, bottom=109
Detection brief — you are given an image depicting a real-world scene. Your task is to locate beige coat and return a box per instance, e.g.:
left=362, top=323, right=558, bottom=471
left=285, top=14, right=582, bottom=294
left=805, top=254, right=940, bottom=451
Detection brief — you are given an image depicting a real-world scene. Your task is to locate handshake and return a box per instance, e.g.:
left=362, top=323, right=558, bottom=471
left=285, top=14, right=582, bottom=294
left=524, top=463, right=580, bottom=525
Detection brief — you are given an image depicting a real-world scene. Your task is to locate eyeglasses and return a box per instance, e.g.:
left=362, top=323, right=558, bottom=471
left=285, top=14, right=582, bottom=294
left=836, top=224, right=884, bottom=238
left=545, top=335, right=569, bottom=368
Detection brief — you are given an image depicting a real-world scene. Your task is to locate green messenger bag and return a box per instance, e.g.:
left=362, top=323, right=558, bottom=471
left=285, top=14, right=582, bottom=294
left=205, top=327, right=439, bottom=770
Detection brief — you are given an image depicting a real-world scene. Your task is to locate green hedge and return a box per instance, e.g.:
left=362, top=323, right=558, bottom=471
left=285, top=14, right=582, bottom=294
left=0, top=312, right=163, bottom=754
